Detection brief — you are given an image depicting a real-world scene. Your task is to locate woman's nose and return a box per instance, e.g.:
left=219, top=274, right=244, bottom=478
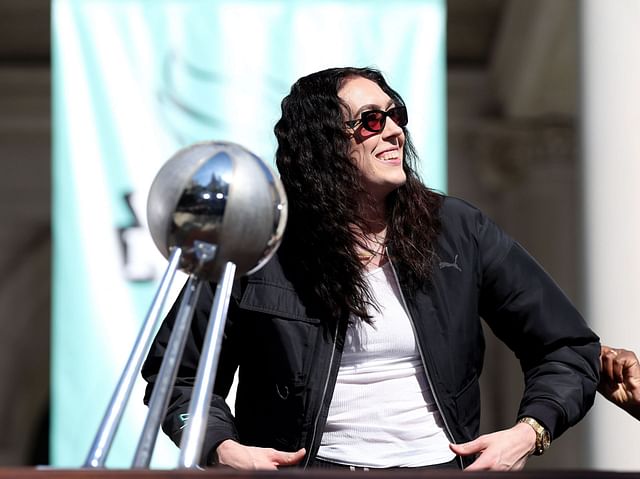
left=382, top=115, right=404, bottom=138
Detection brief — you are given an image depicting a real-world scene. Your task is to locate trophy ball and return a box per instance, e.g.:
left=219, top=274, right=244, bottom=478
left=147, top=141, right=287, bottom=279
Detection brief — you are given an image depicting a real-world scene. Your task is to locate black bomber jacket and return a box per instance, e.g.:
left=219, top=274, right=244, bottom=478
left=142, top=196, right=601, bottom=468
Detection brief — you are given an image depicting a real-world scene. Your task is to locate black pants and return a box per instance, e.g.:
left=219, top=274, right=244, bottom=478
left=312, top=457, right=460, bottom=471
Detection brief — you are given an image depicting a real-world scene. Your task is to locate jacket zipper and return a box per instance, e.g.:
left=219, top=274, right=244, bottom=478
left=387, top=252, right=464, bottom=469
left=302, top=319, right=340, bottom=468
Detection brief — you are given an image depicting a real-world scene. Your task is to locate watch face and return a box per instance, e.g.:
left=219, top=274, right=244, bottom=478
left=519, top=417, right=550, bottom=455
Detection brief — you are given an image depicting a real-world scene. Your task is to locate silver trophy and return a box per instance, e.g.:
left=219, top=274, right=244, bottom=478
left=85, top=141, right=287, bottom=469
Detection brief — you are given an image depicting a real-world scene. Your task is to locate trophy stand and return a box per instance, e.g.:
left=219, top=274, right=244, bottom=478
left=84, top=141, right=287, bottom=469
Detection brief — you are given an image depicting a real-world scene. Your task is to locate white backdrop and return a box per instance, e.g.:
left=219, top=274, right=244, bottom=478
left=51, top=0, right=446, bottom=468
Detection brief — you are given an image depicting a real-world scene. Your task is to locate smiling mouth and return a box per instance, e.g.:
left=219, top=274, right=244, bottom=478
left=377, top=150, right=401, bottom=161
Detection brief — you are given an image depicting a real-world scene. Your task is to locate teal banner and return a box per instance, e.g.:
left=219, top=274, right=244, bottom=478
left=52, top=0, right=446, bottom=468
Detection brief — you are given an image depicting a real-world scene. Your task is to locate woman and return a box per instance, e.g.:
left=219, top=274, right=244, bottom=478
left=142, top=67, right=600, bottom=470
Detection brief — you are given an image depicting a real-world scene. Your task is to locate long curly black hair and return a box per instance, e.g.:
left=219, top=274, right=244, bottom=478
left=274, top=67, right=442, bottom=324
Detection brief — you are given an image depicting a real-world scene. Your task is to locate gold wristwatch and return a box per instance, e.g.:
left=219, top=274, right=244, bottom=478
left=518, top=417, right=551, bottom=456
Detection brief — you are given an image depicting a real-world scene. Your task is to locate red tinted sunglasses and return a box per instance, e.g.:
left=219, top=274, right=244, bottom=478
left=345, top=106, right=408, bottom=133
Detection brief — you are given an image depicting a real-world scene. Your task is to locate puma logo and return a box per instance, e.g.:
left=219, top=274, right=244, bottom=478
left=439, top=254, right=461, bottom=272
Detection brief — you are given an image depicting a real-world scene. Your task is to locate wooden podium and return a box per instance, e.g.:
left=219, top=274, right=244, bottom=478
left=0, top=469, right=637, bottom=479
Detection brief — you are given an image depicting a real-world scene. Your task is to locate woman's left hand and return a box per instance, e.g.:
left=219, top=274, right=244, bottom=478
left=449, top=422, right=536, bottom=471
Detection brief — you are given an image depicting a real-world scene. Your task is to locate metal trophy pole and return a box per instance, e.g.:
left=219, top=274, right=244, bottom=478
left=85, top=141, right=287, bottom=469
left=84, top=247, right=182, bottom=468
left=177, top=259, right=236, bottom=468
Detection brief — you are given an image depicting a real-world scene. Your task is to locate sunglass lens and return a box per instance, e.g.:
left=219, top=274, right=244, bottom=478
left=389, top=107, right=408, bottom=127
left=362, top=111, right=385, bottom=132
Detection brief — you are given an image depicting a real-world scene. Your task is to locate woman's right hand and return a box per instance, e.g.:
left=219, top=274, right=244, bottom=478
left=214, top=439, right=306, bottom=470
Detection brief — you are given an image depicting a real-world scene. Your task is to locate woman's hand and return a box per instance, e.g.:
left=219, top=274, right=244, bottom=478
left=449, top=422, right=536, bottom=471
left=599, top=345, right=640, bottom=420
left=214, top=439, right=306, bottom=470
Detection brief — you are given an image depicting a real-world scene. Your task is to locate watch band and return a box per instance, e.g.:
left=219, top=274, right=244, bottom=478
left=518, top=417, right=551, bottom=456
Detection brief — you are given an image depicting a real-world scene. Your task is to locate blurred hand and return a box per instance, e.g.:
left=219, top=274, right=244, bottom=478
left=599, top=345, right=640, bottom=420
left=214, top=439, right=306, bottom=470
left=449, top=422, right=536, bottom=471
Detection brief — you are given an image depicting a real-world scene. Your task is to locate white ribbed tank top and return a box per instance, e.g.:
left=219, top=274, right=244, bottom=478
left=316, top=262, right=455, bottom=467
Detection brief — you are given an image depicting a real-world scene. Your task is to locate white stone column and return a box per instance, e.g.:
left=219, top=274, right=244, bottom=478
left=581, top=0, right=640, bottom=470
